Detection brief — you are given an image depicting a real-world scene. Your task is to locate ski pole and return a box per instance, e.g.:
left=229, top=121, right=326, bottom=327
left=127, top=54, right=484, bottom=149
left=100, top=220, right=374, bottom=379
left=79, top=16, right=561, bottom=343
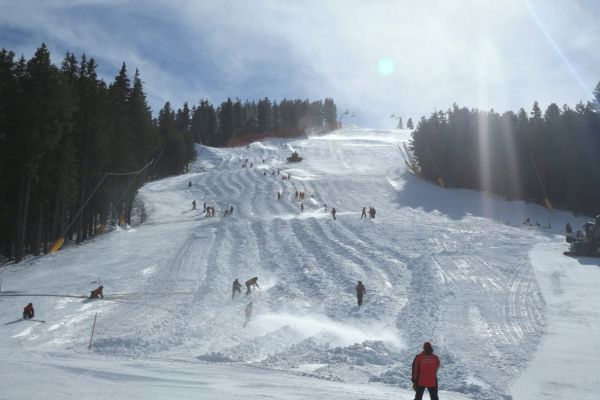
left=88, top=312, right=98, bottom=350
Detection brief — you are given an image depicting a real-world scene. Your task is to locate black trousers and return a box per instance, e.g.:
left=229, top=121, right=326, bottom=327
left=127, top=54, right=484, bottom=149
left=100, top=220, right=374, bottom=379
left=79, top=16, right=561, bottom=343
left=414, top=386, right=438, bottom=400
left=357, top=293, right=363, bottom=306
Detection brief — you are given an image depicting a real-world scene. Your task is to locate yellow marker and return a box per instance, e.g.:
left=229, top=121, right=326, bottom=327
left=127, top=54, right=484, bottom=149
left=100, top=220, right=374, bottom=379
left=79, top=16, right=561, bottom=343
left=49, top=237, right=65, bottom=253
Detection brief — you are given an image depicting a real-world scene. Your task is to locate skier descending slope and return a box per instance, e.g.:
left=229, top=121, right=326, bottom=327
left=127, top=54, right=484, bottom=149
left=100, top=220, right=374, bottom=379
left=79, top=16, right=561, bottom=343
left=356, top=281, right=366, bottom=306
left=245, top=277, right=260, bottom=295
left=232, top=279, right=242, bottom=299
left=411, top=342, right=441, bottom=400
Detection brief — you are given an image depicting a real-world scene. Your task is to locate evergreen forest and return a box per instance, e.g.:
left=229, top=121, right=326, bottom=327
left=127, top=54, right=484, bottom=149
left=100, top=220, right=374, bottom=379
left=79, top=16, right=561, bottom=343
left=0, top=44, right=338, bottom=262
left=410, top=84, right=600, bottom=216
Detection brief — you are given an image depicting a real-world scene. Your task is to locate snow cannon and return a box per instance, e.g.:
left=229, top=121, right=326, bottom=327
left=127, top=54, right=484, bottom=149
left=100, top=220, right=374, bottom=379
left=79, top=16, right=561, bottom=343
left=286, top=151, right=303, bottom=162
left=564, top=215, right=600, bottom=257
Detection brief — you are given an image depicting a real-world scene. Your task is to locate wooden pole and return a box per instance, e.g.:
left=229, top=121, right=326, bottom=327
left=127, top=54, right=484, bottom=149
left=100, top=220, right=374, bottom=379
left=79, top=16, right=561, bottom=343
left=88, top=312, right=98, bottom=350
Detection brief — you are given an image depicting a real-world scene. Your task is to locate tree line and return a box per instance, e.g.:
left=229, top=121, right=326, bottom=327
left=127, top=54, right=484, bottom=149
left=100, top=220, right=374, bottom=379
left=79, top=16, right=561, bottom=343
left=410, top=82, right=600, bottom=216
left=0, top=44, right=338, bottom=262
left=190, top=96, right=337, bottom=147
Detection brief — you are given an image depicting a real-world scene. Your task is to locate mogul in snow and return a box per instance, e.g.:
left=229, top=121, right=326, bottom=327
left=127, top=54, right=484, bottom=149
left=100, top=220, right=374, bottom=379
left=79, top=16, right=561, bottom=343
left=356, top=281, right=366, bottom=306
left=232, top=279, right=242, bottom=299
left=23, top=303, right=34, bottom=319
left=245, top=277, right=260, bottom=295
left=411, top=341, right=440, bottom=400
left=243, top=302, right=253, bottom=327
left=89, top=285, right=104, bottom=299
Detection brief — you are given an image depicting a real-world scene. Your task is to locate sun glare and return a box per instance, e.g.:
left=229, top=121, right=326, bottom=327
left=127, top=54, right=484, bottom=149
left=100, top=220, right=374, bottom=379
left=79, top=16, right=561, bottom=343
left=377, top=57, right=395, bottom=76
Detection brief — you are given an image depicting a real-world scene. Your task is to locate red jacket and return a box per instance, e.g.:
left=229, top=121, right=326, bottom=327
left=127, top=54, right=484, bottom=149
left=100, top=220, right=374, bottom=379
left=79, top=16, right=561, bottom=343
left=356, top=283, right=366, bottom=295
left=412, top=351, right=440, bottom=387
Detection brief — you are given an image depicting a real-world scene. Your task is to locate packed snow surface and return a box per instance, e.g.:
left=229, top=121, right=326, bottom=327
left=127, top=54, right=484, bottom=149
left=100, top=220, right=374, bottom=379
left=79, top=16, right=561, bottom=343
left=1, top=128, right=598, bottom=399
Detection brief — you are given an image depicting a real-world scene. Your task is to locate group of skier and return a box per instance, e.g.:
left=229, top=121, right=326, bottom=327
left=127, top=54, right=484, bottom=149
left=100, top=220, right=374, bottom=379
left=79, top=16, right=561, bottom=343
left=232, top=277, right=260, bottom=328
left=361, top=207, right=376, bottom=219
left=231, top=277, right=260, bottom=300
left=183, top=152, right=441, bottom=398
left=295, top=191, right=307, bottom=200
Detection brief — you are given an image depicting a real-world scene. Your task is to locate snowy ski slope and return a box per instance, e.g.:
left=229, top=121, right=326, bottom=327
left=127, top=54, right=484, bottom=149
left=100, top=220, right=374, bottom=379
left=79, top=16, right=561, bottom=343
left=1, top=128, right=598, bottom=400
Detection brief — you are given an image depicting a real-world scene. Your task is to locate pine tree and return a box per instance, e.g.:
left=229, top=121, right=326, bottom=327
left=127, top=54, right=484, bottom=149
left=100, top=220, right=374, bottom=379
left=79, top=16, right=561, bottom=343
left=407, top=118, right=414, bottom=129
left=594, top=81, right=600, bottom=110
left=218, top=98, right=234, bottom=145
left=324, top=98, right=337, bottom=130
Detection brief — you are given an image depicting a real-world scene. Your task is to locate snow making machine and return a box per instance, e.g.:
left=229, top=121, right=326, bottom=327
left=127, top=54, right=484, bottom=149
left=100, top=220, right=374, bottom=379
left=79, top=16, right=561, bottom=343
left=287, top=151, right=303, bottom=162
left=564, top=215, right=600, bottom=257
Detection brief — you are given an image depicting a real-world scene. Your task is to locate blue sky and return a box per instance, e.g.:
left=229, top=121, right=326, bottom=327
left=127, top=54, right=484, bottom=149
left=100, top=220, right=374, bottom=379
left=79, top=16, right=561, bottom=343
left=1, top=0, right=599, bottom=127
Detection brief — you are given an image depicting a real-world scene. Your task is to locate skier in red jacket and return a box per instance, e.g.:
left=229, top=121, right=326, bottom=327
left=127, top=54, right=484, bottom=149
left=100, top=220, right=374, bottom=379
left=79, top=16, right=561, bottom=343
left=89, top=285, right=104, bottom=299
left=356, top=281, right=366, bottom=306
left=411, top=341, right=440, bottom=400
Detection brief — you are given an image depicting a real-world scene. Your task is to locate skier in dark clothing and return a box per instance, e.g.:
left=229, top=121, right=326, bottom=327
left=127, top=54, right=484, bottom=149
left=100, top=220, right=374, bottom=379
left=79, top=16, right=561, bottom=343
left=203, top=202, right=207, bottom=212
left=232, top=279, right=242, bottom=299
left=89, top=285, right=104, bottom=299
left=331, top=207, right=337, bottom=220
left=245, top=277, right=260, bottom=295
left=192, top=200, right=196, bottom=210
left=188, top=181, right=192, bottom=188
left=356, top=281, right=366, bottom=306
left=361, top=207, right=367, bottom=219
left=229, top=206, right=234, bottom=215
left=23, top=303, right=34, bottom=319
left=411, top=342, right=440, bottom=400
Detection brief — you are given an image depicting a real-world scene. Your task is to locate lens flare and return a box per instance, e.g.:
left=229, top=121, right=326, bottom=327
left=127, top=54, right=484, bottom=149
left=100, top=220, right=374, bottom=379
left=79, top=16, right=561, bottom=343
left=377, top=58, right=395, bottom=76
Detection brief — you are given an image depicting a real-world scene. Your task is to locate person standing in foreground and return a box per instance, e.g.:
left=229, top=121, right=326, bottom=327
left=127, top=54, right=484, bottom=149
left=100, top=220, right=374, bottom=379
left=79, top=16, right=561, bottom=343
left=355, top=281, right=366, bottom=306
left=411, top=341, right=440, bottom=400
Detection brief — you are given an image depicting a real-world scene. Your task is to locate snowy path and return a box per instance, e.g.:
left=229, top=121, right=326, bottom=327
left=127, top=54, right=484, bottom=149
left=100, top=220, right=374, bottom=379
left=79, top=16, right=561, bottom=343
left=1, top=128, right=594, bottom=399
left=512, top=242, right=600, bottom=400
